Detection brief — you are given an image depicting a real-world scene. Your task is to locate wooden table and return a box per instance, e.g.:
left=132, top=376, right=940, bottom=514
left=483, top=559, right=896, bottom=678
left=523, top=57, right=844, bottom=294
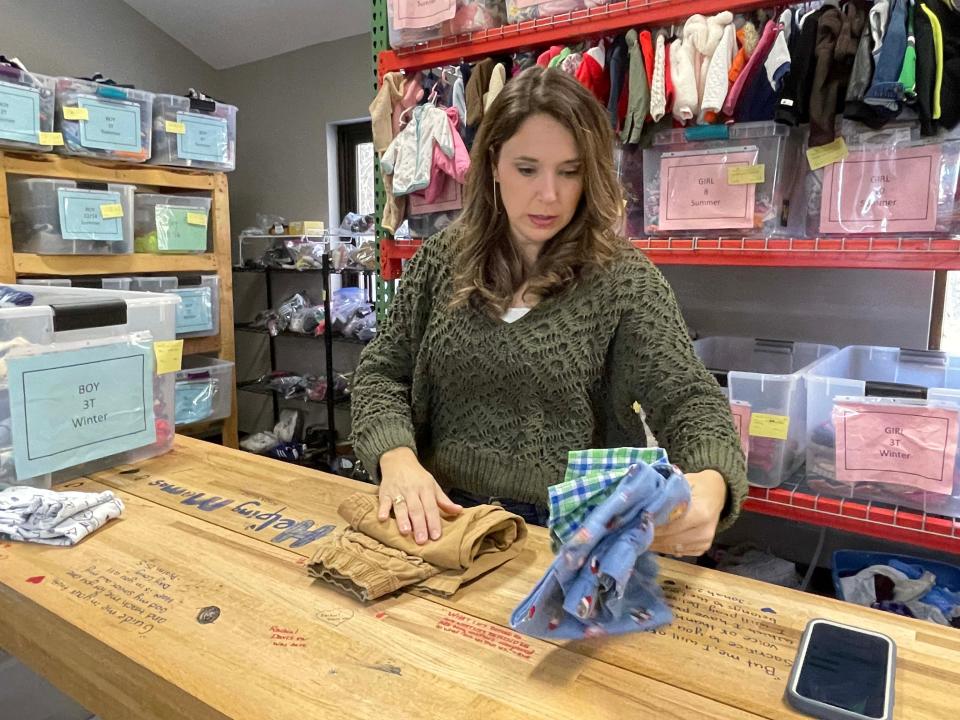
left=0, top=437, right=956, bottom=719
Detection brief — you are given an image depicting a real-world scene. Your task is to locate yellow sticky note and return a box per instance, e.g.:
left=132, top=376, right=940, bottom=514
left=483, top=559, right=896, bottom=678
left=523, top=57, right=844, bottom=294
left=187, top=212, right=208, bottom=227
left=38, top=131, right=64, bottom=146
left=100, top=203, right=124, bottom=219
left=750, top=413, right=790, bottom=441
left=806, top=137, right=849, bottom=171
left=165, top=120, right=186, bottom=134
left=63, top=106, right=89, bottom=121
left=728, top=164, right=766, bottom=185
left=154, top=340, right=183, bottom=375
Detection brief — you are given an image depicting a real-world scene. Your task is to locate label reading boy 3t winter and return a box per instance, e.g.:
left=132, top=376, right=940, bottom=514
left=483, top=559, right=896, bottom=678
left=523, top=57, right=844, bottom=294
left=833, top=401, right=959, bottom=494
left=7, top=341, right=156, bottom=479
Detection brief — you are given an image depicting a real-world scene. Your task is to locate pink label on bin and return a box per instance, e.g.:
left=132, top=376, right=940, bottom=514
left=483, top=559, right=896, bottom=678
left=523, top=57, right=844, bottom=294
left=658, top=151, right=757, bottom=231
left=391, top=0, right=456, bottom=29
left=819, top=145, right=942, bottom=234
left=730, top=401, right=751, bottom=457
left=833, top=401, right=959, bottom=494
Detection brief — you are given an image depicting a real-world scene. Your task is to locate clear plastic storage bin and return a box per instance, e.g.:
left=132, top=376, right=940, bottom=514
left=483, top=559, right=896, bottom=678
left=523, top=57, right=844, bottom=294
left=151, top=93, right=237, bottom=171
left=0, top=66, right=56, bottom=152
left=805, top=346, right=960, bottom=518
left=694, top=336, right=838, bottom=488
left=130, top=276, right=178, bottom=293
left=805, top=122, right=960, bottom=236
left=0, top=284, right=177, bottom=489
left=16, top=278, right=72, bottom=288
left=131, top=275, right=219, bottom=337
left=18, top=277, right=132, bottom=291
left=134, top=194, right=210, bottom=253
left=170, top=275, right=219, bottom=338
left=54, top=77, right=153, bottom=162
left=8, top=178, right=135, bottom=255
left=388, top=0, right=505, bottom=48
left=642, top=122, right=805, bottom=237
left=175, top=355, right=233, bottom=426
left=505, top=0, right=608, bottom=23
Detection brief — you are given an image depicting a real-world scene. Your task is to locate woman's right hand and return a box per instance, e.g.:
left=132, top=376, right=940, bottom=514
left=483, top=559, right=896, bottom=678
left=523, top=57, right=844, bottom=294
left=378, top=447, right=462, bottom=544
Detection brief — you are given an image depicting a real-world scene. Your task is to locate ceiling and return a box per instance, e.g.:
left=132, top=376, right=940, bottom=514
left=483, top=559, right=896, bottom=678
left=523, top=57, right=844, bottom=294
left=122, top=0, right=371, bottom=69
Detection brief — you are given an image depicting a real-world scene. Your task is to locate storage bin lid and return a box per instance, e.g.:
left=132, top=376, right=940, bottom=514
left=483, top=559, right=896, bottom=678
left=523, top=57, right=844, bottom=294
left=653, top=121, right=792, bottom=147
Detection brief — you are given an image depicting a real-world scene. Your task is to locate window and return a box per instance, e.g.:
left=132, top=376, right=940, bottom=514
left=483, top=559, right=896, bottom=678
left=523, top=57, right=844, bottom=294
left=940, top=272, right=960, bottom=352
left=337, top=122, right=374, bottom=221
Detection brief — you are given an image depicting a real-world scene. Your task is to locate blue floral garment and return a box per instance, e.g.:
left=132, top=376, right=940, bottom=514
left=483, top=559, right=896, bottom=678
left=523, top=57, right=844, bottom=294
left=511, top=456, right=690, bottom=640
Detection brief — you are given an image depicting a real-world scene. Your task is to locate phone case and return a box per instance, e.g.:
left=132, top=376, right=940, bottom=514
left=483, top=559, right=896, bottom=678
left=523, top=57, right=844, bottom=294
left=785, top=618, right=896, bottom=720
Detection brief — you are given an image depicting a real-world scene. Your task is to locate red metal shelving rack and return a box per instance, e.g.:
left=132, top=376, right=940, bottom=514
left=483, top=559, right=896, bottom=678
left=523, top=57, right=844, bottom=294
left=745, top=486, right=960, bottom=555
left=380, top=236, right=960, bottom=279
left=376, top=2, right=960, bottom=553
left=379, top=0, right=773, bottom=78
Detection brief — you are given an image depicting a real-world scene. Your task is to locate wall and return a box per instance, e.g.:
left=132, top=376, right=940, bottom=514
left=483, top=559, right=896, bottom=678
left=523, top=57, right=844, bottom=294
left=661, top=267, right=934, bottom=349
left=217, top=33, right=374, bottom=238
left=0, top=0, right=219, bottom=94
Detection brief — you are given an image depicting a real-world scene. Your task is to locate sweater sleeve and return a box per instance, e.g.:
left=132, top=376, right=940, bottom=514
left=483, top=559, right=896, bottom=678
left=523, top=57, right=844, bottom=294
left=350, top=239, right=435, bottom=481
left=609, top=254, right=748, bottom=531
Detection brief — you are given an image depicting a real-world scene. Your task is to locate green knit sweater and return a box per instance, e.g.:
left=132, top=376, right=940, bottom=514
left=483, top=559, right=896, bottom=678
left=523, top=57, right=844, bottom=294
left=351, top=230, right=748, bottom=530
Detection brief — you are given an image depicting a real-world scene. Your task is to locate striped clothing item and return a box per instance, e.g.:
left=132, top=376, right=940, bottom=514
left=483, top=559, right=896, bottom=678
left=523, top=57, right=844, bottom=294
left=549, top=447, right=667, bottom=548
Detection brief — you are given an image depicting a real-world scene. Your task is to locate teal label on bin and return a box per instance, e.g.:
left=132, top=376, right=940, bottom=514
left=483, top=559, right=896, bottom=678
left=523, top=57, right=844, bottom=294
left=77, top=95, right=142, bottom=153
left=176, top=112, right=228, bottom=163
left=0, top=81, right=41, bottom=144
left=57, top=188, right=125, bottom=242
left=175, top=380, right=214, bottom=425
left=173, top=287, right=214, bottom=334
left=154, top=205, right=208, bottom=252
left=7, top=341, right=156, bottom=480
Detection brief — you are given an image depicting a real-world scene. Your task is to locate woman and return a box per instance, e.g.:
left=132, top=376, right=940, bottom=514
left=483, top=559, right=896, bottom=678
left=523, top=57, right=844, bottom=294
left=352, top=66, right=746, bottom=556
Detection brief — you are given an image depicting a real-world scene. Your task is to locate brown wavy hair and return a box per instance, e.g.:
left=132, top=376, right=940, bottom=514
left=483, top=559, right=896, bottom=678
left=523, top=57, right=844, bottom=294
left=450, top=65, right=626, bottom=317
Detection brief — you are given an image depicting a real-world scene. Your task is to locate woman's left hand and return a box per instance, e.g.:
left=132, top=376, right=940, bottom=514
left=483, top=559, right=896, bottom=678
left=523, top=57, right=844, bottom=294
left=649, top=469, right=727, bottom=558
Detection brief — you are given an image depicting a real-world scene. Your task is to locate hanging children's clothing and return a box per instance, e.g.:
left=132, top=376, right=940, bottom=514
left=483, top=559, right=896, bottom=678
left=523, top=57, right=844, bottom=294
left=650, top=32, right=668, bottom=121
left=724, top=20, right=777, bottom=117
left=382, top=104, right=455, bottom=196
left=777, top=7, right=827, bottom=125
left=700, top=22, right=737, bottom=117
left=606, top=35, right=629, bottom=129
left=622, top=29, right=650, bottom=144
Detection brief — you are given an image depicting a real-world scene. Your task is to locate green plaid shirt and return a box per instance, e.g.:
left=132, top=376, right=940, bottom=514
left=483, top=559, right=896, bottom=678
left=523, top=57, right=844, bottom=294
left=548, top=447, right=668, bottom=549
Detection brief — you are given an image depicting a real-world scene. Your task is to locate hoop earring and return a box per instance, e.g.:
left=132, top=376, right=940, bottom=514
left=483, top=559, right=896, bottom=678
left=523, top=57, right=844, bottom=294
left=493, top=179, right=499, bottom=213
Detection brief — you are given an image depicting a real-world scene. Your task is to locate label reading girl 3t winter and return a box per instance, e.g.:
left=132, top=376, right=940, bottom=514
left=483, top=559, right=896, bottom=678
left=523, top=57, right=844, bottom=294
left=658, top=149, right=757, bottom=231
left=6, top=342, right=156, bottom=479
left=833, top=401, right=959, bottom=494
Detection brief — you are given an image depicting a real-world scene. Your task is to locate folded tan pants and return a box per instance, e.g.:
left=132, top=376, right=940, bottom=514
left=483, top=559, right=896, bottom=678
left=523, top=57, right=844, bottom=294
left=308, top=492, right=527, bottom=601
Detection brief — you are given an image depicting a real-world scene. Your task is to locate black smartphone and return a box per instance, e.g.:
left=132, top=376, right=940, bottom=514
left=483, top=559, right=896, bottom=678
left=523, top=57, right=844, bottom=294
left=785, top=619, right=896, bottom=720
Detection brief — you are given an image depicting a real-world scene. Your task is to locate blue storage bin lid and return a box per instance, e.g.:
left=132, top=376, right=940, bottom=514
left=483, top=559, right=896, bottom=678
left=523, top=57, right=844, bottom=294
left=832, top=550, right=960, bottom=600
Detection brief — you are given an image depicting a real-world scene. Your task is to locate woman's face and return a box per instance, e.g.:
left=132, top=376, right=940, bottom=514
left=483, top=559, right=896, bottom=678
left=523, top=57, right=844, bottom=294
left=494, top=113, right=584, bottom=252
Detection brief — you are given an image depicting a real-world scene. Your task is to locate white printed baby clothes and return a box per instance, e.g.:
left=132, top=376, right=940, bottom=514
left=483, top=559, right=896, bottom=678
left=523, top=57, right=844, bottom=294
left=0, top=486, right=124, bottom=546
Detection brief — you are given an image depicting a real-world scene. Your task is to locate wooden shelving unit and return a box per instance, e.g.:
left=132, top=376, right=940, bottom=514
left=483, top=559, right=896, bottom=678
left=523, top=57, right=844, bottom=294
left=0, top=150, right=238, bottom=448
